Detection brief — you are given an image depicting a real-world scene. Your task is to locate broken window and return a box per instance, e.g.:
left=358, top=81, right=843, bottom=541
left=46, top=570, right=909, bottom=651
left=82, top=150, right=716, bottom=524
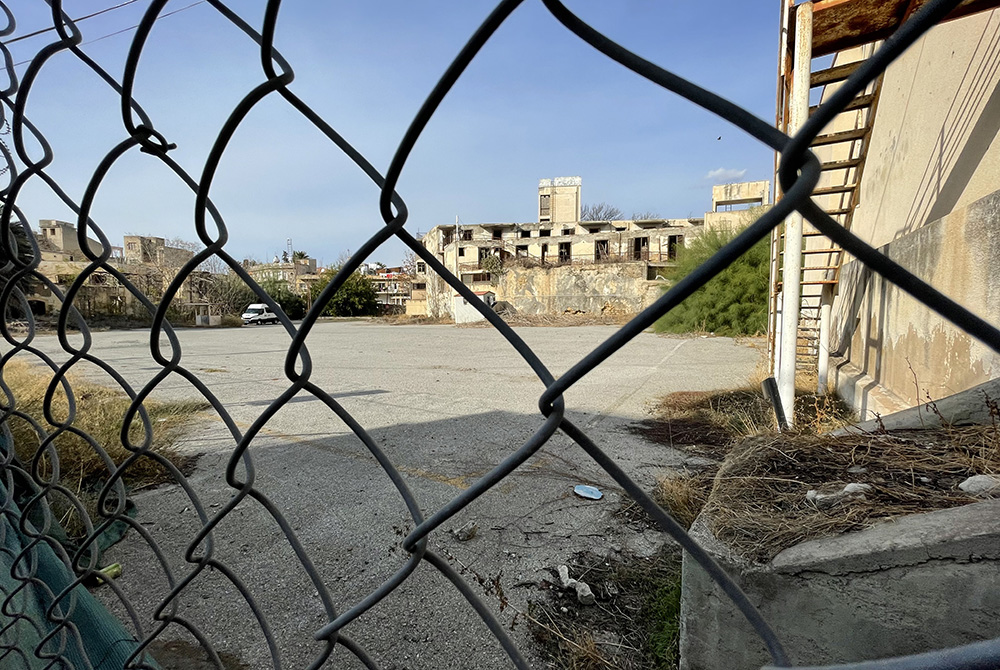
left=539, top=229, right=551, bottom=237
left=492, top=229, right=502, bottom=240
left=416, top=261, right=426, bottom=273
left=631, top=236, right=649, bottom=261
left=594, top=239, right=609, bottom=261
left=515, top=245, right=528, bottom=257
left=520, top=230, right=530, bottom=238
left=442, top=231, right=453, bottom=245
left=668, top=235, right=683, bottom=261
left=541, top=244, right=548, bottom=264
left=564, top=228, right=575, bottom=236
left=539, top=194, right=551, bottom=221
left=461, top=229, right=473, bottom=241
left=587, top=227, right=600, bottom=235
left=413, top=283, right=426, bottom=290
left=558, top=242, right=571, bottom=263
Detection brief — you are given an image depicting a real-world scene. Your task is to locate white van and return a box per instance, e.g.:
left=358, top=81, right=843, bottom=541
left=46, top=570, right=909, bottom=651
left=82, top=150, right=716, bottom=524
left=241, top=303, right=279, bottom=325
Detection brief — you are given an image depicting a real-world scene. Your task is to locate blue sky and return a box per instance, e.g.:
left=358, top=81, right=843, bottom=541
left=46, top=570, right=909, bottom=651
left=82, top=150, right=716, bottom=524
left=7, top=1, right=780, bottom=268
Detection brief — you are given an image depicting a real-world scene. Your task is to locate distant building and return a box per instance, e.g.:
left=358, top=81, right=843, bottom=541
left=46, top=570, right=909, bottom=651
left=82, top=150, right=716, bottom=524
left=122, top=235, right=194, bottom=267
left=365, top=266, right=410, bottom=311
left=246, top=256, right=318, bottom=296
left=26, top=222, right=210, bottom=319
left=413, top=177, right=721, bottom=318
left=704, top=180, right=771, bottom=232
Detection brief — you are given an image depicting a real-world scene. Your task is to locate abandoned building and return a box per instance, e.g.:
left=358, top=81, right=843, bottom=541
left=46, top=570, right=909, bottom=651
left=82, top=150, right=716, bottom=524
left=409, top=177, right=766, bottom=319
left=25, top=221, right=210, bottom=319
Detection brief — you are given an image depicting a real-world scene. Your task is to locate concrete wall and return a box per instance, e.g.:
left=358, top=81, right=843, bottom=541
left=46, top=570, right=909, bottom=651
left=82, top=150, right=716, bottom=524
left=827, top=10, right=1000, bottom=418
left=538, top=176, right=581, bottom=224
left=680, top=501, right=1000, bottom=669
left=495, top=262, right=659, bottom=315
left=831, top=189, right=1000, bottom=417
left=711, top=180, right=770, bottom=210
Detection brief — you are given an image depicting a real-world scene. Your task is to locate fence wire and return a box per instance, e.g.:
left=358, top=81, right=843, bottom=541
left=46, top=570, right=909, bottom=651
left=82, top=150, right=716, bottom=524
left=0, top=0, right=998, bottom=669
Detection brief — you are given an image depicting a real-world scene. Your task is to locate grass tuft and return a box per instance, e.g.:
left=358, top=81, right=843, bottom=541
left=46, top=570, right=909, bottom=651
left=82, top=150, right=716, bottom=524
left=2, top=358, right=209, bottom=536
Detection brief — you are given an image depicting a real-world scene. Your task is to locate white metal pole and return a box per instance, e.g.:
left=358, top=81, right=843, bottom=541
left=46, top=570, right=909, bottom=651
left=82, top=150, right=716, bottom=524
left=817, top=284, right=832, bottom=393
left=778, top=1, right=812, bottom=426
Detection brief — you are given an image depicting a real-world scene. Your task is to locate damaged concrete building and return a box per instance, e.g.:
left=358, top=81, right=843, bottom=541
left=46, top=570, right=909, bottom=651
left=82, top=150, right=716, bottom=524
left=411, top=177, right=739, bottom=319
left=27, top=221, right=208, bottom=319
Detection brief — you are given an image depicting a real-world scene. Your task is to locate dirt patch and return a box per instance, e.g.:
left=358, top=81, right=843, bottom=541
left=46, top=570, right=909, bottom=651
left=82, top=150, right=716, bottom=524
left=148, top=638, right=249, bottom=670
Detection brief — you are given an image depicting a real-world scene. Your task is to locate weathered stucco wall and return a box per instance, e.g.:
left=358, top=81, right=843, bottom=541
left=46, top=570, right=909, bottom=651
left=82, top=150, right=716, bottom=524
left=680, top=501, right=1000, bottom=669
left=827, top=10, right=1000, bottom=418
left=831, top=188, right=1000, bottom=418
left=495, top=262, right=660, bottom=315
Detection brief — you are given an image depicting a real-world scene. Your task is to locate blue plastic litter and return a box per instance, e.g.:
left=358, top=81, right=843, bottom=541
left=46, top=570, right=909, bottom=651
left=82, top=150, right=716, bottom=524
left=573, top=485, right=603, bottom=500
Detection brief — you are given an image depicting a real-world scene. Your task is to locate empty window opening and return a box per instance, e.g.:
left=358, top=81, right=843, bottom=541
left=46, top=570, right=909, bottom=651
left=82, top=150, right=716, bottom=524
left=668, top=235, right=683, bottom=261
left=515, top=245, right=528, bottom=257
left=631, top=236, right=649, bottom=261
left=558, top=242, right=571, bottom=263
left=492, top=229, right=502, bottom=240
left=461, top=229, right=473, bottom=241
left=520, top=230, right=531, bottom=238
left=594, top=239, right=609, bottom=261
left=539, top=229, right=551, bottom=237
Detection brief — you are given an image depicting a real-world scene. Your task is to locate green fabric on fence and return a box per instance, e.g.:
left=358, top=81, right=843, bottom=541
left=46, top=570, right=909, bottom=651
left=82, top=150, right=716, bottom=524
left=0, top=479, right=158, bottom=669
left=0, top=421, right=158, bottom=669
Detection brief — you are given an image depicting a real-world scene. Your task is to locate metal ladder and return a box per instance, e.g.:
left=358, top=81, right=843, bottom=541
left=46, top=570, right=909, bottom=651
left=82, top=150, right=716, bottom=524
left=770, top=42, right=883, bottom=371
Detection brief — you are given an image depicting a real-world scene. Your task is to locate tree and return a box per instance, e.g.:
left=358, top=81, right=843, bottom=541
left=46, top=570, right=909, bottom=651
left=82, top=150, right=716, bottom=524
left=310, top=268, right=377, bottom=317
left=581, top=202, right=624, bottom=221
left=401, top=250, right=418, bottom=277
left=631, top=210, right=661, bottom=220
left=292, top=250, right=308, bottom=260
left=259, top=277, right=306, bottom=319
left=654, top=208, right=770, bottom=336
left=206, top=271, right=258, bottom=315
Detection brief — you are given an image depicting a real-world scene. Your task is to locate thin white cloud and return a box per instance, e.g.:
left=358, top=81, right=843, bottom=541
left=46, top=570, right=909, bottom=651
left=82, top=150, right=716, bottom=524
left=705, top=168, right=747, bottom=183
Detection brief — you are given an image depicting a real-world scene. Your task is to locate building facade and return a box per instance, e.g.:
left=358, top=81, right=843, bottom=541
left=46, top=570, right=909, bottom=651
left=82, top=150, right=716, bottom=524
left=412, top=177, right=714, bottom=318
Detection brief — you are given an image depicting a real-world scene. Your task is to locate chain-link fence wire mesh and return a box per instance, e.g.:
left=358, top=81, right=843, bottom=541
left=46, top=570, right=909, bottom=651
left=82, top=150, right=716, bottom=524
left=1, top=0, right=999, bottom=668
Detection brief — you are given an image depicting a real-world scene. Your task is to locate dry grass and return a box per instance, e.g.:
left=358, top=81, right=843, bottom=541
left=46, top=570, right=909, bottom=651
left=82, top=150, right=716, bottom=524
left=631, top=385, right=854, bottom=460
left=377, top=314, right=454, bottom=326
left=653, top=474, right=712, bottom=530
left=460, top=312, right=634, bottom=328
left=2, top=358, right=209, bottom=532
left=703, top=426, right=998, bottom=562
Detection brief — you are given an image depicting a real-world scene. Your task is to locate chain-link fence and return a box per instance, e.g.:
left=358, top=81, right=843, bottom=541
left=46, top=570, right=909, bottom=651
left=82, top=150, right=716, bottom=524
left=1, top=0, right=999, bottom=668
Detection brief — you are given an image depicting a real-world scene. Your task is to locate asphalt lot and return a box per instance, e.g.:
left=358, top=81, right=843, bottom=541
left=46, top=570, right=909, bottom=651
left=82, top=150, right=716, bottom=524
left=21, top=320, right=762, bottom=669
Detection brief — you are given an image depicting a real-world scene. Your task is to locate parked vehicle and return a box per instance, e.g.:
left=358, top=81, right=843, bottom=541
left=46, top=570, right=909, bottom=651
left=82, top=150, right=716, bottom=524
left=241, top=303, right=279, bottom=325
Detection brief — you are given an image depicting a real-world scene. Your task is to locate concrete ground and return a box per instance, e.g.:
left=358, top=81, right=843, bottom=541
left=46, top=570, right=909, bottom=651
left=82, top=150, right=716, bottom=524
left=20, top=321, right=762, bottom=669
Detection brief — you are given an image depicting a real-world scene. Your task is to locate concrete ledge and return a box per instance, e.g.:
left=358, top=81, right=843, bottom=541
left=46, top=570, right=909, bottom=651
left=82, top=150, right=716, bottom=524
left=772, top=499, right=1000, bottom=575
left=680, top=501, right=1000, bottom=669
left=832, top=376, right=1000, bottom=435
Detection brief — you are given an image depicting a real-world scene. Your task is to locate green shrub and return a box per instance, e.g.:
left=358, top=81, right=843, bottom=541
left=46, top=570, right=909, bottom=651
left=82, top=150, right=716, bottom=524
left=311, top=269, right=377, bottom=317
left=655, top=221, right=769, bottom=336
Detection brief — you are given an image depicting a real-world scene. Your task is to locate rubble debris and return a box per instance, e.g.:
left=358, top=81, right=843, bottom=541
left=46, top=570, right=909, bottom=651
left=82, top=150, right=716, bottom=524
left=450, top=521, right=479, bottom=541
